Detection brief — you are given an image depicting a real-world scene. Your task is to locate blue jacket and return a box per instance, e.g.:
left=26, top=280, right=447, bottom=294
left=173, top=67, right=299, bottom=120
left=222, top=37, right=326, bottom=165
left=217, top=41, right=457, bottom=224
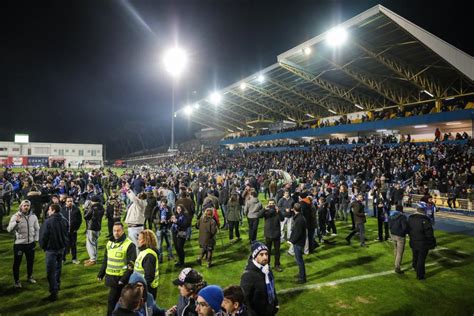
left=39, top=213, right=69, bottom=251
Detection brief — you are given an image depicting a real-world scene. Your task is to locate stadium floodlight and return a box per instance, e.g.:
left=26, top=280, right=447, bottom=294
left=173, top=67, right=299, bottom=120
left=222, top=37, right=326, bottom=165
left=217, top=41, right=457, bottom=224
left=209, top=92, right=222, bottom=105
left=446, top=122, right=461, bottom=125
left=228, top=129, right=234, bottom=132
left=163, top=47, right=188, bottom=78
left=236, top=127, right=243, bottom=131
left=247, top=125, right=254, bottom=129
left=422, top=90, right=434, bottom=97
left=174, top=113, right=177, bottom=118
left=287, top=117, right=296, bottom=121
left=306, top=113, right=315, bottom=118
left=240, top=82, right=247, bottom=90
left=328, top=109, right=337, bottom=114
left=257, top=74, right=265, bottom=83
left=184, top=105, right=193, bottom=115
left=445, top=97, right=455, bottom=100
left=376, top=129, right=387, bottom=132
left=326, top=27, right=348, bottom=47
left=194, top=103, right=200, bottom=109
left=354, top=104, right=364, bottom=110
left=414, top=125, right=428, bottom=128
left=303, top=47, right=312, bottom=55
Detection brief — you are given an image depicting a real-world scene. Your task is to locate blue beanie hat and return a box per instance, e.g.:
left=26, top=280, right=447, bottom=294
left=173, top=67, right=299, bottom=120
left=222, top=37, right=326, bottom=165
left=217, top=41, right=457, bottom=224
left=198, top=285, right=224, bottom=312
left=250, top=241, right=268, bottom=260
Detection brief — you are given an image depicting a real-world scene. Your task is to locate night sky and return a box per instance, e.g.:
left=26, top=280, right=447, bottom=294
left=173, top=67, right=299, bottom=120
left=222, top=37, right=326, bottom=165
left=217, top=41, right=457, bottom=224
left=2, top=0, right=472, bottom=159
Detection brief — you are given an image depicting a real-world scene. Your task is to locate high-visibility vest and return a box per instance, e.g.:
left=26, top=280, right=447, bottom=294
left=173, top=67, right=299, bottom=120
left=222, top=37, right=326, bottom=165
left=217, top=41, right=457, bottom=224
left=106, top=238, right=133, bottom=276
left=134, top=248, right=159, bottom=288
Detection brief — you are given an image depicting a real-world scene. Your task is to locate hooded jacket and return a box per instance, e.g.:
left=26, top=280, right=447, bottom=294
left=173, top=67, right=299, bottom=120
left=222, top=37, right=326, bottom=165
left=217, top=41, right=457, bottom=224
left=84, top=201, right=105, bottom=231
left=39, top=212, right=69, bottom=251
left=244, top=196, right=263, bottom=219
left=61, top=204, right=82, bottom=232
left=125, top=191, right=147, bottom=225
left=7, top=211, right=40, bottom=244
left=389, top=210, right=408, bottom=237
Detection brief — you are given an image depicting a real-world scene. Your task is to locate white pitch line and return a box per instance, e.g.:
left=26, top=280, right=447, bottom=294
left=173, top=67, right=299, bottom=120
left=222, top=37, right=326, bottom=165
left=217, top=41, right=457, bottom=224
left=278, top=261, right=445, bottom=294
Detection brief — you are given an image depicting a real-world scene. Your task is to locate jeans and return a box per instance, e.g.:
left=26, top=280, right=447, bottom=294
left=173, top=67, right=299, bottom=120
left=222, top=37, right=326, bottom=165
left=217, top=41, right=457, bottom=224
left=13, top=243, right=35, bottom=282
left=127, top=226, right=144, bottom=255
left=86, top=230, right=100, bottom=261
left=293, top=244, right=306, bottom=281
left=45, top=249, right=64, bottom=294
left=156, top=229, right=173, bottom=259
left=221, top=204, right=228, bottom=226
left=377, top=218, right=390, bottom=241
left=280, top=217, right=293, bottom=241
left=228, top=221, right=240, bottom=240
left=392, top=235, right=406, bottom=270
left=247, top=218, right=259, bottom=243
left=265, top=237, right=281, bottom=267
left=64, top=231, right=78, bottom=261
left=346, top=223, right=366, bottom=245
left=412, top=248, right=429, bottom=279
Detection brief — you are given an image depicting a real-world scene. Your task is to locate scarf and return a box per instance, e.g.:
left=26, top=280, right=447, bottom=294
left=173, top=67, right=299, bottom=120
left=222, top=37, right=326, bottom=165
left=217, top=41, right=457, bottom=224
left=252, top=259, right=275, bottom=304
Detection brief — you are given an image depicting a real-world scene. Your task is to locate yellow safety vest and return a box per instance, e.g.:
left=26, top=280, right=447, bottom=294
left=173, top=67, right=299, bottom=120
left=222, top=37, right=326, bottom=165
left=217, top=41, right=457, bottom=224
left=106, top=238, right=133, bottom=276
left=134, top=248, right=159, bottom=288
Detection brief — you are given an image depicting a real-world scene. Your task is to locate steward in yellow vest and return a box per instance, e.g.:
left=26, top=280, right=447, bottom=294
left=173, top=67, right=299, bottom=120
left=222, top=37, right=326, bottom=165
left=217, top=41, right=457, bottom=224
left=97, top=222, right=136, bottom=316
left=137, top=229, right=160, bottom=299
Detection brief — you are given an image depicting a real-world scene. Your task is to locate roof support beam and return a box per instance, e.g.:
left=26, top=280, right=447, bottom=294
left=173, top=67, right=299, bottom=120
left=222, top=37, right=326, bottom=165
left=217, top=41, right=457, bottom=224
left=188, top=115, right=238, bottom=132
left=351, top=38, right=446, bottom=98
left=269, top=77, right=351, bottom=115
left=279, top=60, right=382, bottom=110
left=228, top=90, right=292, bottom=121
left=221, top=98, right=263, bottom=118
left=197, top=102, right=250, bottom=129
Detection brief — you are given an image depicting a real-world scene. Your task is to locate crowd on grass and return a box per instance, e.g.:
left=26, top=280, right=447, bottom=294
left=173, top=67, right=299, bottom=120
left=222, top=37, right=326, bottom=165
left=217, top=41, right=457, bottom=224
left=0, top=135, right=473, bottom=315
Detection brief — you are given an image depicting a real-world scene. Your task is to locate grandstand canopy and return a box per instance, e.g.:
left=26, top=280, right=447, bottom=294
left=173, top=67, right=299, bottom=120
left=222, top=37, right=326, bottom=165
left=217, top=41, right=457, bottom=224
left=178, top=5, right=474, bottom=133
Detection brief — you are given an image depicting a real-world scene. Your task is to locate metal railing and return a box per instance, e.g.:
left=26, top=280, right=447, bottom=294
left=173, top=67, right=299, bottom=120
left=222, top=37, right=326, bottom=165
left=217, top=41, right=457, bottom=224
left=406, top=194, right=473, bottom=214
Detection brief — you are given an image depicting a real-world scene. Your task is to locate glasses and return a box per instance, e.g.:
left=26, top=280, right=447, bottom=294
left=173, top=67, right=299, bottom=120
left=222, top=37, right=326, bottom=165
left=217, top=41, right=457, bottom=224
left=196, top=301, right=209, bottom=308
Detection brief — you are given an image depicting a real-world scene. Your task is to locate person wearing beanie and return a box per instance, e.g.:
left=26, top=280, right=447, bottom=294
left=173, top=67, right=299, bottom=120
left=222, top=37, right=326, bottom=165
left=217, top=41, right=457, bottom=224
left=408, top=207, right=437, bottom=280
left=240, top=242, right=279, bottom=316
left=196, top=285, right=224, bottom=316
left=7, top=199, right=40, bottom=289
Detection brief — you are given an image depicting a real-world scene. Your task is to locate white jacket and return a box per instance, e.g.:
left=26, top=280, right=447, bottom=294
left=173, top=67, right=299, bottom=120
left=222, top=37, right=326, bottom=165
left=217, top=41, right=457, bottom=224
left=7, top=211, right=40, bottom=244
left=125, top=191, right=147, bottom=225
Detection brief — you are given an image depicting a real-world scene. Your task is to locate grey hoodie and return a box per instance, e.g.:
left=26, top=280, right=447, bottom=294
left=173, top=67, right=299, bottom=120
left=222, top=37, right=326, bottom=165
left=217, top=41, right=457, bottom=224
left=7, top=211, right=40, bottom=244
left=244, top=196, right=263, bottom=219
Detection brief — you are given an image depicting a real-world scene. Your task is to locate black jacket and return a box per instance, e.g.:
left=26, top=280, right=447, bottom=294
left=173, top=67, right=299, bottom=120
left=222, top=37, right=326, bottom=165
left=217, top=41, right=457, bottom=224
left=240, top=261, right=278, bottom=316
left=263, top=206, right=284, bottom=239
left=289, top=212, right=307, bottom=247
left=408, top=213, right=436, bottom=250
left=61, top=205, right=82, bottom=232
left=84, top=202, right=105, bottom=231
left=39, top=212, right=69, bottom=251
left=98, top=233, right=137, bottom=287
left=139, top=246, right=159, bottom=288
left=389, top=211, right=408, bottom=237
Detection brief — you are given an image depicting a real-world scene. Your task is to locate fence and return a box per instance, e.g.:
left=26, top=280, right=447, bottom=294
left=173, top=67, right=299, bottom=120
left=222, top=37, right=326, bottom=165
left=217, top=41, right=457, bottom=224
left=407, top=194, right=473, bottom=215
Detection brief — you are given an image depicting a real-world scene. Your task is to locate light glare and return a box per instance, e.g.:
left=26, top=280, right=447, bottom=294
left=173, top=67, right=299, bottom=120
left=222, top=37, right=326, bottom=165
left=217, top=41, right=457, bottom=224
left=210, top=92, right=222, bottom=105
left=326, top=27, right=348, bottom=47
left=163, top=47, right=188, bottom=77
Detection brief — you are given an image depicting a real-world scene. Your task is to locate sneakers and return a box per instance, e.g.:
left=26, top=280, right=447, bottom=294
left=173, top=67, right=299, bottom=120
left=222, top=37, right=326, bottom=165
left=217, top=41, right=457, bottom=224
left=395, top=268, right=404, bottom=274
left=295, top=279, right=307, bottom=284
left=28, top=277, right=37, bottom=284
left=47, top=292, right=58, bottom=302
left=84, top=260, right=96, bottom=267
left=72, top=259, right=81, bottom=265
left=274, top=266, right=283, bottom=272
left=287, top=251, right=295, bottom=256
left=14, top=281, right=22, bottom=288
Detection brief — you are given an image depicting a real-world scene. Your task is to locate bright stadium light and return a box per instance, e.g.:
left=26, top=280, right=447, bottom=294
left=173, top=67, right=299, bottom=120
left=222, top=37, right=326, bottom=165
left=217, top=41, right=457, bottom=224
left=236, top=127, right=243, bottom=131
left=257, top=74, right=265, bottom=83
left=328, top=109, right=337, bottom=114
left=354, top=104, right=364, bottom=110
left=194, top=102, right=200, bottom=109
left=326, top=27, right=348, bottom=47
left=303, top=47, right=312, bottom=55
left=240, top=82, right=247, bottom=90
left=287, top=117, right=296, bottom=121
left=376, top=129, right=387, bottom=132
left=414, top=125, right=428, bottom=128
left=247, top=125, right=254, bottom=129
left=174, top=113, right=177, bottom=118
left=306, top=113, right=315, bottom=118
left=422, top=90, right=434, bottom=97
left=446, top=122, right=461, bottom=125
left=210, top=92, right=222, bottom=105
left=184, top=105, right=193, bottom=115
left=228, top=129, right=234, bottom=132
left=163, top=47, right=188, bottom=78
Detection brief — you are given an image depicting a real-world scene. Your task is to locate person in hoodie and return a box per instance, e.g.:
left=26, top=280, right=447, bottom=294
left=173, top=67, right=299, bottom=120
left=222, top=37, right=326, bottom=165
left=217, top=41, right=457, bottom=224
left=7, top=200, right=40, bottom=288
left=98, top=222, right=137, bottom=316
left=84, top=195, right=105, bottom=266
left=167, top=268, right=207, bottom=316
left=389, top=204, right=408, bottom=274
left=135, top=229, right=160, bottom=299
left=39, top=203, right=69, bottom=302
left=243, top=191, right=263, bottom=244
left=61, top=196, right=82, bottom=264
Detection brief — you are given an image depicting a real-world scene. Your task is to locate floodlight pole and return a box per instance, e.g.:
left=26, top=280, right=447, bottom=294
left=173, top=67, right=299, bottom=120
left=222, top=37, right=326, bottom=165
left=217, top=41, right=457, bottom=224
left=171, top=81, right=175, bottom=150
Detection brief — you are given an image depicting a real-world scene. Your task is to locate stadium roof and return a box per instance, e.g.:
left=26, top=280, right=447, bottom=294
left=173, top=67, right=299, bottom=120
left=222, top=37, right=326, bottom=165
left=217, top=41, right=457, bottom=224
left=178, top=5, right=474, bottom=133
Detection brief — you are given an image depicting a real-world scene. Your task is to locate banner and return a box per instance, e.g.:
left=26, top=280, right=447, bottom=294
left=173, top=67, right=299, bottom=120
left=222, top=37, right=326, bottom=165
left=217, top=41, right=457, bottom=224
left=11, top=157, right=27, bottom=166
left=0, top=157, right=7, bottom=167
left=27, top=157, right=49, bottom=167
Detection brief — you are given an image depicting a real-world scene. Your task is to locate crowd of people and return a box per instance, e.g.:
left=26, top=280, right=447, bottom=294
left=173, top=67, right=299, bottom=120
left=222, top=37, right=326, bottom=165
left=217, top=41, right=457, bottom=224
left=0, top=135, right=472, bottom=315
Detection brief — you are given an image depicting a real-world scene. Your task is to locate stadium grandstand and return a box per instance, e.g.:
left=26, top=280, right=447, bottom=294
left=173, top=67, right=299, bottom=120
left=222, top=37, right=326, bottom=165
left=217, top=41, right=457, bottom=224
left=171, top=5, right=473, bottom=147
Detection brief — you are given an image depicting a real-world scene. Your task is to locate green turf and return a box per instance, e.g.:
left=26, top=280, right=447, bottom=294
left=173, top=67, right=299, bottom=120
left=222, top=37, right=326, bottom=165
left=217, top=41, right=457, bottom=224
left=1, top=196, right=474, bottom=315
